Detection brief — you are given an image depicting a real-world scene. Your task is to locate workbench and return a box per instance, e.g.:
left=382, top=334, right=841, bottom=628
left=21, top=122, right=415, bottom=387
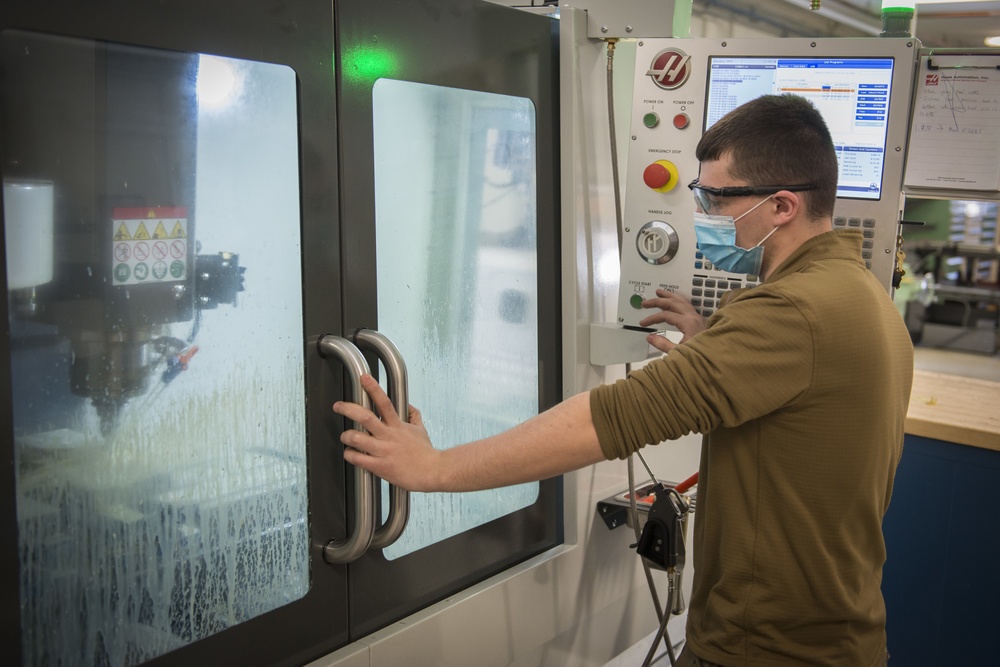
left=883, top=368, right=1000, bottom=664
left=905, top=369, right=1000, bottom=451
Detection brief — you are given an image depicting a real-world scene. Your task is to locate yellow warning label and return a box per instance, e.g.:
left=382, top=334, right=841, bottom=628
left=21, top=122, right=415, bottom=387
left=114, top=223, right=131, bottom=241
left=152, top=221, right=169, bottom=239
left=170, top=221, right=186, bottom=238
left=133, top=222, right=151, bottom=240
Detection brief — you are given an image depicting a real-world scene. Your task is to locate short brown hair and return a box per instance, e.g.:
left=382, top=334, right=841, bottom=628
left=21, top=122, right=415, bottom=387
left=695, top=95, right=838, bottom=220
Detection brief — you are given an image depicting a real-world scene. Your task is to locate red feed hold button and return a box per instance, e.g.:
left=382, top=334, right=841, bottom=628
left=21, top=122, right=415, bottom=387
left=673, top=113, right=690, bottom=129
left=643, top=162, right=671, bottom=189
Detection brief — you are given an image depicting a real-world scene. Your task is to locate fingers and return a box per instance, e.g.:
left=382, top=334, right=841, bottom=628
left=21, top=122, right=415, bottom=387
left=359, top=374, right=402, bottom=425
left=636, top=289, right=709, bottom=343
left=339, top=426, right=380, bottom=454
left=407, top=404, right=424, bottom=427
left=333, top=397, right=376, bottom=426
left=342, top=446, right=368, bottom=467
left=640, top=289, right=694, bottom=314
left=342, top=443, right=388, bottom=477
left=638, top=310, right=677, bottom=328
left=647, top=333, right=677, bottom=354
left=332, top=378, right=425, bottom=453
left=639, top=306, right=688, bottom=328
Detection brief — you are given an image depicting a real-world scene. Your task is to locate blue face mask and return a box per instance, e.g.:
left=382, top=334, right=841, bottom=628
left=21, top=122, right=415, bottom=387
left=693, top=195, right=778, bottom=276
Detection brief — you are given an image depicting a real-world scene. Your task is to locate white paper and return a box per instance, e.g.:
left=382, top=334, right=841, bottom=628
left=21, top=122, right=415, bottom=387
left=904, top=55, right=1000, bottom=191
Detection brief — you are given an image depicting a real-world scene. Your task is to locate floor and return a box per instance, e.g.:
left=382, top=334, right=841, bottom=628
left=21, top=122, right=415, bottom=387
left=604, top=629, right=680, bottom=667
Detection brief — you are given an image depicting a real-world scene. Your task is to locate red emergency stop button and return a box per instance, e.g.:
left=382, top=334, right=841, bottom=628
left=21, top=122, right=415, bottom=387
left=673, top=113, right=690, bottom=129
left=642, top=160, right=679, bottom=192
left=643, top=163, right=670, bottom=189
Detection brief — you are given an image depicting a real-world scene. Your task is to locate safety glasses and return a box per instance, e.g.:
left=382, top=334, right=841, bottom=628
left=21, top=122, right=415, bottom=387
left=688, top=179, right=817, bottom=213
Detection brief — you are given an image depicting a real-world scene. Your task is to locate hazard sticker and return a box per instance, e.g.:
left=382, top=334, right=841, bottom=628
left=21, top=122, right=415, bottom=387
left=112, top=207, right=189, bottom=286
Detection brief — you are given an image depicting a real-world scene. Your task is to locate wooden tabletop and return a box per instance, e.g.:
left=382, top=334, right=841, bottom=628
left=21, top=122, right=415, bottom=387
left=906, top=369, right=1000, bottom=451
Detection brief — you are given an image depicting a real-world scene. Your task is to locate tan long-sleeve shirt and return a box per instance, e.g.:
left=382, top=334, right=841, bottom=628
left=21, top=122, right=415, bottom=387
left=591, top=230, right=913, bottom=667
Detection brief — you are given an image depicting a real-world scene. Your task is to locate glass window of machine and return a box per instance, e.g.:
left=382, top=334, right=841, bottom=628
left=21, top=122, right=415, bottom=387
left=2, top=32, right=306, bottom=665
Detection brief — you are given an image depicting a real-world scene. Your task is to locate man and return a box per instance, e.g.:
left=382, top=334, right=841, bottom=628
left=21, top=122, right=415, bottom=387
left=334, top=95, right=913, bottom=667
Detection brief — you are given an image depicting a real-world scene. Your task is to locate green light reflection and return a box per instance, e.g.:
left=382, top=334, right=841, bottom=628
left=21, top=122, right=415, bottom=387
left=340, top=46, right=399, bottom=84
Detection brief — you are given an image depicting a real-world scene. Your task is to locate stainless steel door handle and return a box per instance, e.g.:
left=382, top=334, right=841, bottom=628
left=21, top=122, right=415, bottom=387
left=353, top=329, right=411, bottom=549
left=318, top=334, right=377, bottom=564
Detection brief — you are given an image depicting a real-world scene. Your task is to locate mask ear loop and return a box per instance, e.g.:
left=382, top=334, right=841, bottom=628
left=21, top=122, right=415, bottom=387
left=732, top=193, right=775, bottom=223
left=731, top=194, right=779, bottom=251
left=752, top=224, right=780, bottom=249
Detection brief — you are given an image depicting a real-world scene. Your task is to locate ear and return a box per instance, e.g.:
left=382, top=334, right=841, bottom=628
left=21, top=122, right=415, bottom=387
left=770, top=190, right=802, bottom=226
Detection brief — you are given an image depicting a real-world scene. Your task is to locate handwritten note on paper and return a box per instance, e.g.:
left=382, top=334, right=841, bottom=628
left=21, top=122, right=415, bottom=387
left=904, top=56, right=1000, bottom=191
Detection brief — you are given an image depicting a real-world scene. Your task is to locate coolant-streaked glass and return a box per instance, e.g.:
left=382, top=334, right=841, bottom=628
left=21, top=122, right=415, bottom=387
left=4, top=34, right=307, bottom=665
left=372, top=79, right=540, bottom=559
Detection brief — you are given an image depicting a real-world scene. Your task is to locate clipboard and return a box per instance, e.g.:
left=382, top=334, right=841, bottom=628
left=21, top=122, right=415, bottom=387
left=904, top=50, right=1000, bottom=191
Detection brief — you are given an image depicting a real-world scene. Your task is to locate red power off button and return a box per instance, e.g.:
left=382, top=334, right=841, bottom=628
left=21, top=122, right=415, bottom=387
left=673, top=113, right=690, bottom=129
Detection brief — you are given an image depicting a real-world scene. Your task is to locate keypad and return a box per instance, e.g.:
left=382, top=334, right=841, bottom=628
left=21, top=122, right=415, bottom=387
left=834, top=216, right=881, bottom=266
left=687, top=249, right=757, bottom=316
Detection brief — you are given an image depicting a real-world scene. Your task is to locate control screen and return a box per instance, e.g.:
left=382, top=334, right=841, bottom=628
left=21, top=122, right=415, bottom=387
left=705, top=56, right=895, bottom=201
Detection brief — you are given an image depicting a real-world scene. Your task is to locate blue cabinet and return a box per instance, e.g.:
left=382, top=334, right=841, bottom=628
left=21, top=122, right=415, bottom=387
left=882, top=434, right=1000, bottom=664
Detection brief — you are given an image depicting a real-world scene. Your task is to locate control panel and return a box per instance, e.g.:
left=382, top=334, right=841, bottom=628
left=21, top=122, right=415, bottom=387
left=617, top=37, right=920, bottom=330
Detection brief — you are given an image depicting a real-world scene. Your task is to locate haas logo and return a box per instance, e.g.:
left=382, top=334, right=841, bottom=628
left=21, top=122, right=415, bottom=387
left=925, top=73, right=940, bottom=86
left=647, top=48, right=692, bottom=90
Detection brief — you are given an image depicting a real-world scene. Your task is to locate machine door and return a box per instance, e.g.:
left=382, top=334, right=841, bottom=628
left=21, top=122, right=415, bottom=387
left=336, top=0, right=561, bottom=638
left=0, top=2, right=348, bottom=665
left=0, top=0, right=560, bottom=665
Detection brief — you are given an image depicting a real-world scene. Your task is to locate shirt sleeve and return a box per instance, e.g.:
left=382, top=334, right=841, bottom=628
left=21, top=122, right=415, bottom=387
left=590, top=286, right=816, bottom=460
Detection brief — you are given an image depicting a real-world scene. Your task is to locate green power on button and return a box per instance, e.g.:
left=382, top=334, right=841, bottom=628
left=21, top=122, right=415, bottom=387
left=630, top=294, right=644, bottom=309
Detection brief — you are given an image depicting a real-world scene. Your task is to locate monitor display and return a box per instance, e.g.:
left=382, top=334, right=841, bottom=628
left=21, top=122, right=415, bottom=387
left=705, top=56, right=895, bottom=201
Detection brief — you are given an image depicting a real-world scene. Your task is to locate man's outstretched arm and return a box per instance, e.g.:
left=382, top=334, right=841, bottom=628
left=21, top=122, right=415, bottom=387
left=333, top=374, right=607, bottom=493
